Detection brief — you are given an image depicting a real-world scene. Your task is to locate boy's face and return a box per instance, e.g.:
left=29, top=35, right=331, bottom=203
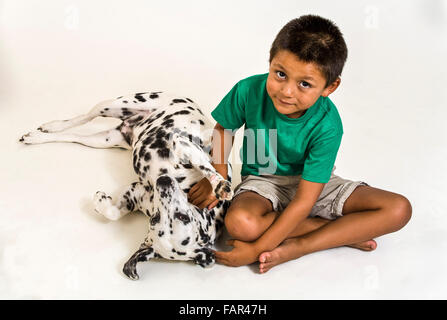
left=266, top=50, right=340, bottom=119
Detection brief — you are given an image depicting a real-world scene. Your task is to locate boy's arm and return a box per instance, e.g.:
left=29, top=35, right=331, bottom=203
left=215, top=179, right=324, bottom=267
left=210, top=122, right=235, bottom=179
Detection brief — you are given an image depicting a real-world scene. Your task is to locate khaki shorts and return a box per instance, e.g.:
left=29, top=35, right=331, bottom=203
left=233, top=167, right=369, bottom=220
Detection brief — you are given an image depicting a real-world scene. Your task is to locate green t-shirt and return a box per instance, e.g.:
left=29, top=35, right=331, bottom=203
left=211, top=73, right=343, bottom=183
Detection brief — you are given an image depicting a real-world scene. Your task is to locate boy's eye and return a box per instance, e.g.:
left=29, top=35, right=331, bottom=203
left=300, top=81, right=311, bottom=88
left=276, top=71, right=286, bottom=79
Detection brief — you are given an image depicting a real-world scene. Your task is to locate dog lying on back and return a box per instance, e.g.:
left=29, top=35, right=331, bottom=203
left=20, top=92, right=233, bottom=280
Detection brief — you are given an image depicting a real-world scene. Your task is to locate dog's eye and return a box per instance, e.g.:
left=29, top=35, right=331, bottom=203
left=174, top=211, right=191, bottom=223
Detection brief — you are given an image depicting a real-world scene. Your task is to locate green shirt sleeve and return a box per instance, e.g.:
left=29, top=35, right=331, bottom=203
left=302, top=130, right=343, bottom=184
left=211, top=81, right=246, bottom=130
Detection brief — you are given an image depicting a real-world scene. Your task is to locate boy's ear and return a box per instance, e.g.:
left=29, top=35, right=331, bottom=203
left=321, top=77, right=341, bottom=97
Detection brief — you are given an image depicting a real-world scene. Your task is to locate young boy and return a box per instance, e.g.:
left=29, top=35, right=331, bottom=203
left=187, top=15, right=412, bottom=273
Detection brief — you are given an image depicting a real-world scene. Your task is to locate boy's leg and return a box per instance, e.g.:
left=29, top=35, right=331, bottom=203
left=225, top=190, right=346, bottom=243
left=224, top=191, right=275, bottom=241
left=226, top=190, right=376, bottom=249
left=258, top=185, right=412, bottom=273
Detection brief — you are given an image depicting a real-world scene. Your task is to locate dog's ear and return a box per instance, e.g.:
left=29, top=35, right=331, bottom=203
left=122, top=245, right=154, bottom=280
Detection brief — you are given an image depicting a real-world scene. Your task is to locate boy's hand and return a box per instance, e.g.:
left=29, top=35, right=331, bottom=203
left=214, top=240, right=260, bottom=267
left=188, top=177, right=219, bottom=210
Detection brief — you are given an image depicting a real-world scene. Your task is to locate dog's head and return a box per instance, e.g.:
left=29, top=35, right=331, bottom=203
left=149, top=174, right=213, bottom=258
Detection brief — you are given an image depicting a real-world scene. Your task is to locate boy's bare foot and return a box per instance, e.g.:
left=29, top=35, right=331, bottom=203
left=258, top=238, right=304, bottom=274
left=346, top=239, right=377, bottom=251
left=258, top=238, right=377, bottom=274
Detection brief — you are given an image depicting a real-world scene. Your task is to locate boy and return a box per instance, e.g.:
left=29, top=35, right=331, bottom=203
left=188, top=15, right=412, bottom=273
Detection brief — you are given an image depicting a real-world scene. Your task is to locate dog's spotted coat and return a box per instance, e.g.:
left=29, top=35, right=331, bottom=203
left=20, top=92, right=233, bottom=280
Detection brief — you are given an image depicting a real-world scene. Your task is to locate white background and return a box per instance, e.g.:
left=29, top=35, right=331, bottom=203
left=1, top=0, right=446, bottom=299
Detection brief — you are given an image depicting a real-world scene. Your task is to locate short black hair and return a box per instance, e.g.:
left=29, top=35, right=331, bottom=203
left=269, top=15, right=348, bottom=87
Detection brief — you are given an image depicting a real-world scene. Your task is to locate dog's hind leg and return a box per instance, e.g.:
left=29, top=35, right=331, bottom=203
left=93, top=182, right=150, bottom=221
left=20, top=127, right=131, bottom=149
left=36, top=99, right=149, bottom=133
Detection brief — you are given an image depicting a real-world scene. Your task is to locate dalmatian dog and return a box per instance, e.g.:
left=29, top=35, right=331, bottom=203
left=19, top=92, right=233, bottom=280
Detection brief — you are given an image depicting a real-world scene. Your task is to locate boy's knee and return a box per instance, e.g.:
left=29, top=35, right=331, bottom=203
left=388, top=195, right=412, bottom=231
left=224, top=208, right=262, bottom=242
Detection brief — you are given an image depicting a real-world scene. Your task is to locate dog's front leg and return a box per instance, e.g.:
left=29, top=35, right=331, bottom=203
left=172, top=134, right=233, bottom=201
left=93, top=181, right=149, bottom=220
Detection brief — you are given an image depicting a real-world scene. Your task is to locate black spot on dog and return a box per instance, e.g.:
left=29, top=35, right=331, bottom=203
left=144, top=153, right=151, bottom=162
left=138, top=146, right=146, bottom=158
left=150, top=93, right=159, bottom=99
left=199, top=120, right=205, bottom=125
left=175, top=176, right=186, bottom=183
left=157, top=148, right=171, bottom=159
left=122, top=108, right=133, bottom=117
left=135, top=94, right=146, bottom=102
left=172, top=110, right=191, bottom=116
left=133, top=159, right=141, bottom=175
left=155, top=129, right=167, bottom=140
left=142, top=135, right=154, bottom=146
left=123, top=100, right=128, bottom=103
left=158, top=230, right=164, bottom=237
left=186, top=98, right=194, bottom=103
left=150, top=138, right=167, bottom=150
left=199, top=227, right=210, bottom=244
left=187, top=106, right=195, bottom=111
left=161, top=119, right=174, bottom=128
left=150, top=211, right=160, bottom=226
left=181, top=237, right=190, bottom=246
left=159, top=168, right=168, bottom=175
left=172, top=99, right=187, bottom=104
left=125, top=197, right=135, bottom=211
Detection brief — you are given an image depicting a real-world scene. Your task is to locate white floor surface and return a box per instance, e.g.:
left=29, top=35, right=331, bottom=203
left=1, top=0, right=447, bottom=299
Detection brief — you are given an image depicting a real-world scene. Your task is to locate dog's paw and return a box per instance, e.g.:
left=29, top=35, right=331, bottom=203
left=213, top=179, right=233, bottom=201
left=19, top=131, right=50, bottom=145
left=93, top=191, right=120, bottom=220
left=193, top=248, right=216, bottom=268
left=37, top=120, right=69, bottom=133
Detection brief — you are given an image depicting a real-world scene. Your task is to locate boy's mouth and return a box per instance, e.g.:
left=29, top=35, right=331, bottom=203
left=278, top=98, right=295, bottom=106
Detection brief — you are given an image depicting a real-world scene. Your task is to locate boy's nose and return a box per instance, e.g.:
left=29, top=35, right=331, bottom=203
left=280, top=83, right=295, bottom=98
